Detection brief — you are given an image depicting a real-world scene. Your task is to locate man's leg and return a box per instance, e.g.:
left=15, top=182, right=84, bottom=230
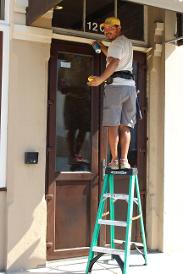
left=108, top=126, right=119, bottom=161
left=119, top=125, right=131, bottom=160
left=67, top=129, right=76, bottom=159
left=75, top=130, right=86, bottom=158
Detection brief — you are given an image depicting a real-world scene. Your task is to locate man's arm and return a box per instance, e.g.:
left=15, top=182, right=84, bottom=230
left=88, top=57, right=120, bottom=86
left=97, top=41, right=108, bottom=56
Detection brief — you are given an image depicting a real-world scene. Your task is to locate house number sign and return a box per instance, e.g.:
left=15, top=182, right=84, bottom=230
left=86, top=21, right=104, bottom=33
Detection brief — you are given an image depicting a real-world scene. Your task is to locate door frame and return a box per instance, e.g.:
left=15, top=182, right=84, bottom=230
left=46, top=39, right=147, bottom=259
left=46, top=39, right=101, bottom=259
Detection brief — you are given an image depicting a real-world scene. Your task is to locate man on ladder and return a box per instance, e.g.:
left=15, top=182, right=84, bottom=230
left=86, top=17, right=147, bottom=274
left=88, top=16, right=136, bottom=169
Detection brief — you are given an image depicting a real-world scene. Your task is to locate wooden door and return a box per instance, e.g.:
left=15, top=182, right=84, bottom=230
left=46, top=40, right=101, bottom=259
left=46, top=41, right=147, bottom=259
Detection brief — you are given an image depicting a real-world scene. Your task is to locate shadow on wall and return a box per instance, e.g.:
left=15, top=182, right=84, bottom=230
left=8, top=239, right=43, bottom=272
left=6, top=40, right=49, bottom=272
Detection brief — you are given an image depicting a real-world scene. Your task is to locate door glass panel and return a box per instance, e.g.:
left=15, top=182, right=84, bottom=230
left=56, top=53, right=93, bottom=172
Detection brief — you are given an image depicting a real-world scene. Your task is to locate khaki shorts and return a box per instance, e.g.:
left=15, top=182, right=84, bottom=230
left=103, top=85, right=137, bottom=128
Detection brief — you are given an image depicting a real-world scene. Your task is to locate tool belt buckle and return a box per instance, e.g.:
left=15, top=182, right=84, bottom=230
left=105, top=77, right=113, bottom=85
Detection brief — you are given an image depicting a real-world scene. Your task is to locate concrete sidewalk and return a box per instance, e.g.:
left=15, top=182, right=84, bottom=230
left=5, top=251, right=183, bottom=274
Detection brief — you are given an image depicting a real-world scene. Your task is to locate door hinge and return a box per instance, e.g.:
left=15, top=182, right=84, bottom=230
left=48, top=99, right=54, bottom=105
left=47, top=146, right=55, bottom=152
left=46, top=242, right=53, bottom=248
left=45, top=194, right=54, bottom=201
left=139, top=148, right=146, bottom=153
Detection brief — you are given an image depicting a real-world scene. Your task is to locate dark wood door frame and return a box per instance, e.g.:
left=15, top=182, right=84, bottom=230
left=46, top=40, right=147, bottom=259
left=46, top=39, right=101, bottom=260
left=133, top=51, right=147, bottom=240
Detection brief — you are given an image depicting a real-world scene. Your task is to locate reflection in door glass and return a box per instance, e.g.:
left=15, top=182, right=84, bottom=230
left=56, top=53, right=92, bottom=172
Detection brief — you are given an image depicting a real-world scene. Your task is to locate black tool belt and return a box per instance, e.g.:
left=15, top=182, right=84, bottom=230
left=106, top=70, right=134, bottom=84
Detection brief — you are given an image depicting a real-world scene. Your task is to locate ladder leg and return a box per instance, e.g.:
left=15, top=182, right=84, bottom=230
left=85, top=174, right=109, bottom=274
left=109, top=174, right=115, bottom=249
left=123, top=175, right=135, bottom=274
left=135, top=175, right=148, bottom=265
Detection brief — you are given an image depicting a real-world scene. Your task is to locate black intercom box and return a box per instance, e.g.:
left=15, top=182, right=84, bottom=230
left=25, top=152, right=39, bottom=164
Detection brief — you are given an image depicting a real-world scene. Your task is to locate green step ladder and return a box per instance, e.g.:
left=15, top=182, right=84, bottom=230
left=85, top=166, right=148, bottom=274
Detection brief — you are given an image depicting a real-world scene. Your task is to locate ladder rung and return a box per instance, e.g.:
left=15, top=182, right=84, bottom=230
left=114, top=239, right=144, bottom=247
left=98, top=219, right=127, bottom=227
left=132, top=214, right=142, bottom=221
left=93, top=246, right=123, bottom=256
left=103, top=193, right=138, bottom=204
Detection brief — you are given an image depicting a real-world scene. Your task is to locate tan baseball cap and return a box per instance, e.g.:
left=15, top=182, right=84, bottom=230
left=100, top=17, right=121, bottom=28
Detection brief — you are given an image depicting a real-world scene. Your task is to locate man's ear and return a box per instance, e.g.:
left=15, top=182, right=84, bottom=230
left=118, top=26, right=121, bottom=31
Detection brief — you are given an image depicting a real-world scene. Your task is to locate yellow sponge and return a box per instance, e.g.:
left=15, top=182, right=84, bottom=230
left=88, top=76, right=95, bottom=82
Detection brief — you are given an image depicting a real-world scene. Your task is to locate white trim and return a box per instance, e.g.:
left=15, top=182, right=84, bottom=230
left=53, top=32, right=151, bottom=53
left=0, top=25, right=10, bottom=188
left=13, top=24, right=52, bottom=44
left=53, top=27, right=148, bottom=47
left=14, top=6, right=53, bottom=20
left=11, top=25, right=152, bottom=51
left=128, top=0, right=183, bottom=13
left=14, top=7, right=26, bottom=14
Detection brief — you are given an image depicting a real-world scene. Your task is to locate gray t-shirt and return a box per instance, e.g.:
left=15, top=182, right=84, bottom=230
left=107, top=35, right=135, bottom=86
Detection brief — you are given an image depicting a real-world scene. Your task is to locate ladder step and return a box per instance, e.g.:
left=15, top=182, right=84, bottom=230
left=114, top=239, right=144, bottom=247
left=98, top=219, right=127, bottom=227
left=103, top=193, right=138, bottom=204
left=93, top=246, right=123, bottom=256
left=103, top=193, right=128, bottom=201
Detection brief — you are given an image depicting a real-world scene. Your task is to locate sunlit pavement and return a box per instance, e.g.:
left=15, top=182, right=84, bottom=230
left=4, top=251, right=183, bottom=274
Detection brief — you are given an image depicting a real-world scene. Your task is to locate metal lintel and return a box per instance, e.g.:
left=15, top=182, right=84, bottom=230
left=165, top=36, right=183, bottom=45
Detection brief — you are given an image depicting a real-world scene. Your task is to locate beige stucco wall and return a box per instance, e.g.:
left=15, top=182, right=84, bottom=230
left=163, top=11, right=183, bottom=252
left=146, top=7, right=183, bottom=253
left=5, top=39, right=50, bottom=271
left=2, top=1, right=183, bottom=272
left=0, top=192, right=6, bottom=270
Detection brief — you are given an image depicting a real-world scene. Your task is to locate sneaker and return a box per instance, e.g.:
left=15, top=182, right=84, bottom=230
left=108, top=160, right=119, bottom=170
left=120, top=159, right=131, bottom=169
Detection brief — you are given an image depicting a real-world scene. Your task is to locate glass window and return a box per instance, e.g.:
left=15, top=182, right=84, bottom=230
left=56, top=52, right=92, bottom=172
left=52, top=0, right=83, bottom=31
left=0, top=0, right=5, bottom=20
left=52, top=0, right=144, bottom=41
left=85, top=0, right=114, bottom=34
left=118, top=1, right=144, bottom=41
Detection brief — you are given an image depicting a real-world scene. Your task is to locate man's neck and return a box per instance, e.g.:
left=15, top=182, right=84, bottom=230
left=111, top=32, right=122, bottom=41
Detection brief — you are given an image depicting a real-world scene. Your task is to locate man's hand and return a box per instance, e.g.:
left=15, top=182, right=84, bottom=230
left=87, top=76, right=103, bottom=87
left=87, top=58, right=119, bottom=87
